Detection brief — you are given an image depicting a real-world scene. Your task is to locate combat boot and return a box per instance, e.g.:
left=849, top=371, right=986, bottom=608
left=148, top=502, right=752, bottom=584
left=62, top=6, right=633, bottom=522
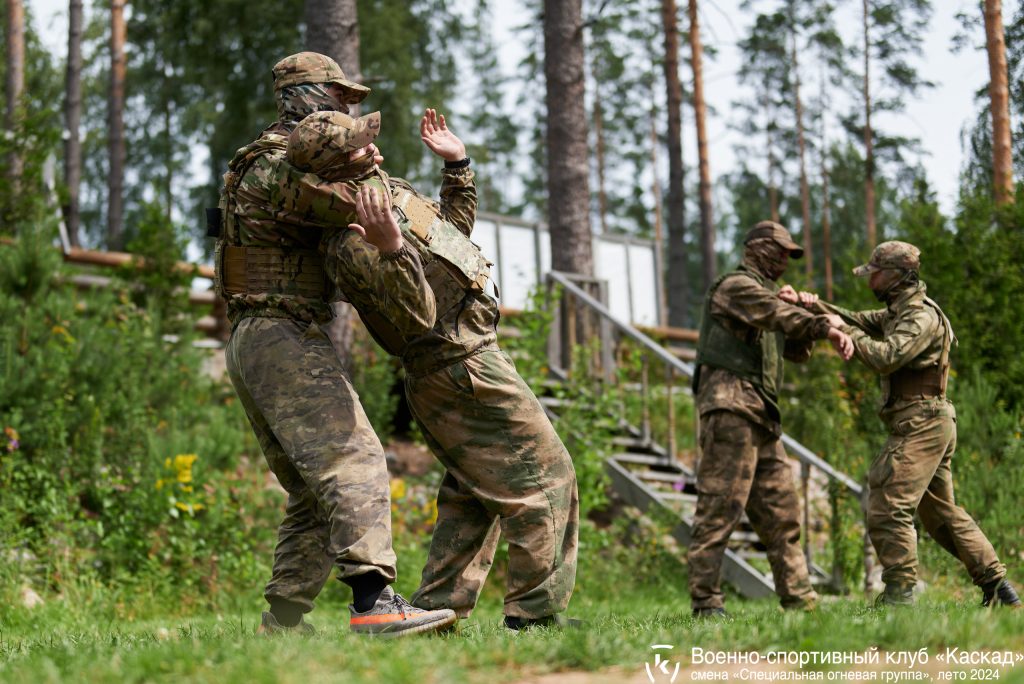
left=874, top=582, right=914, bottom=607
left=981, top=579, right=1023, bottom=609
left=503, top=614, right=583, bottom=631
left=256, top=611, right=316, bottom=636
left=692, top=607, right=730, bottom=619
left=349, top=586, right=457, bottom=638
left=781, top=595, right=818, bottom=612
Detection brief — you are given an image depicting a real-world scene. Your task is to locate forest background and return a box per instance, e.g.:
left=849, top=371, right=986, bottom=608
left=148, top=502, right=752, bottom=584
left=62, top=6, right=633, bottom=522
left=1, top=0, right=1024, bottom=681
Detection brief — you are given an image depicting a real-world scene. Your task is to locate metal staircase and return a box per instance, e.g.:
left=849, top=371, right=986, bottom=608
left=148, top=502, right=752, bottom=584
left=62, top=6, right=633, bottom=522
left=539, top=271, right=868, bottom=599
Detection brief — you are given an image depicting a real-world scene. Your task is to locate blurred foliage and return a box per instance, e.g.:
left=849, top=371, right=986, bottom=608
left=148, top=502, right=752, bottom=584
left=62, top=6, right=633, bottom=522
left=0, top=228, right=273, bottom=597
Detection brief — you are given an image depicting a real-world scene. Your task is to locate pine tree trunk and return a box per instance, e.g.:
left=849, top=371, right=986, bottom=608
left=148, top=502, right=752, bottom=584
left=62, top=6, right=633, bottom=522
left=822, top=153, right=833, bottom=301
left=984, top=0, right=1014, bottom=205
left=543, top=0, right=593, bottom=276
left=108, top=0, right=127, bottom=250
left=5, top=0, right=25, bottom=221
left=594, top=92, right=609, bottom=235
left=64, top=0, right=84, bottom=247
left=305, top=0, right=363, bottom=359
left=688, top=0, right=715, bottom=291
left=820, top=65, right=834, bottom=301
left=766, top=96, right=779, bottom=223
left=862, top=0, right=876, bottom=247
left=304, top=0, right=361, bottom=85
left=649, top=111, right=667, bottom=326
left=662, top=0, right=689, bottom=327
left=792, top=30, right=812, bottom=275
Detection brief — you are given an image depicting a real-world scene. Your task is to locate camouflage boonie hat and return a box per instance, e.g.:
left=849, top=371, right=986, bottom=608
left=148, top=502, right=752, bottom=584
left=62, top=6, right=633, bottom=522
left=852, top=240, right=920, bottom=276
left=272, top=52, right=370, bottom=104
left=744, top=220, right=804, bottom=258
left=287, top=110, right=381, bottom=172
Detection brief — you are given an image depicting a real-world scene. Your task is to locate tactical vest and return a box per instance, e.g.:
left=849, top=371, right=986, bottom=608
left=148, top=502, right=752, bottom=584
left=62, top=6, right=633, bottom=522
left=214, top=137, right=331, bottom=303
left=386, top=173, right=493, bottom=318
left=693, top=266, right=785, bottom=419
left=883, top=296, right=953, bottom=404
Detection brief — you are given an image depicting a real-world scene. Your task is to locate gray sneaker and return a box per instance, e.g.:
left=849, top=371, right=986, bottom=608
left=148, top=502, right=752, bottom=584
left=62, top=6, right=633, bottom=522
left=349, top=586, right=457, bottom=638
left=256, top=611, right=316, bottom=636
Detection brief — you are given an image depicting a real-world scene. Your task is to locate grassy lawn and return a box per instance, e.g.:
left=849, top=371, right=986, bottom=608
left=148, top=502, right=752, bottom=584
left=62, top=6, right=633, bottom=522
left=3, top=572, right=1023, bottom=684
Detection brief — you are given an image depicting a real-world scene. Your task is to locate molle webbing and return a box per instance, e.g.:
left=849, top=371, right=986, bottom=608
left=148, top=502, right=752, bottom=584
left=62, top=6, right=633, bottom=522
left=392, top=187, right=444, bottom=243
left=888, top=365, right=944, bottom=399
left=390, top=185, right=491, bottom=293
left=221, top=245, right=328, bottom=299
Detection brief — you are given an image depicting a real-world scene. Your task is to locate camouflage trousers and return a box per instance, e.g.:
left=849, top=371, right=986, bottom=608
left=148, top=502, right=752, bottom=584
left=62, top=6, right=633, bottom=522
left=688, top=410, right=817, bottom=610
left=868, top=401, right=1005, bottom=588
left=406, top=349, right=579, bottom=619
left=225, top=316, right=397, bottom=614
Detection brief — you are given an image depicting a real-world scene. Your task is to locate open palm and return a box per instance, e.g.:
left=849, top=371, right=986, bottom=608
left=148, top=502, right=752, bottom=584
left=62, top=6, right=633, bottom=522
left=420, top=108, right=466, bottom=162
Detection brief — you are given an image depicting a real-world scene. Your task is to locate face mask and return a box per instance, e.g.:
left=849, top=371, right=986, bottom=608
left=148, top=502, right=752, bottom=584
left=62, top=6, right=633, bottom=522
left=872, top=270, right=916, bottom=302
left=745, top=241, right=789, bottom=281
left=313, top=149, right=377, bottom=182
left=276, top=83, right=346, bottom=124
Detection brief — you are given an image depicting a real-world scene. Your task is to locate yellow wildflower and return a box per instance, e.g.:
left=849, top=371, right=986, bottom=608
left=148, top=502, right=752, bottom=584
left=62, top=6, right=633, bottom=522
left=173, top=454, right=198, bottom=471
left=390, top=478, right=406, bottom=501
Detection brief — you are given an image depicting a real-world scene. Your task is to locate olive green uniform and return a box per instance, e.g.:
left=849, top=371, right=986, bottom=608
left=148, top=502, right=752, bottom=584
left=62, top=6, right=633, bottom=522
left=320, top=166, right=579, bottom=620
left=828, top=282, right=1006, bottom=589
left=218, top=131, right=435, bottom=615
left=689, top=261, right=833, bottom=611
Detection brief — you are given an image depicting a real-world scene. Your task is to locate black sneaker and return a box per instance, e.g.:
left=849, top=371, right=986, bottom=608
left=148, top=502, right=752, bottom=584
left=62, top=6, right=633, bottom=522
left=256, top=611, right=316, bottom=636
left=349, top=586, right=457, bottom=638
left=503, top=614, right=583, bottom=631
left=981, top=579, right=1023, bottom=609
left=692, top=607, right=729, bottom=619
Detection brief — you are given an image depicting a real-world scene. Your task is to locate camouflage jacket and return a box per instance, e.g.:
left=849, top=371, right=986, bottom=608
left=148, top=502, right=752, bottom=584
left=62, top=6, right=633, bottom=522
left=825, top=281, right=954, bottom=423
left=696, top=259, right=832, bottom=433
left=326, top=166, right=498, bottom=376
left=221, top=130, right=432, bottom=327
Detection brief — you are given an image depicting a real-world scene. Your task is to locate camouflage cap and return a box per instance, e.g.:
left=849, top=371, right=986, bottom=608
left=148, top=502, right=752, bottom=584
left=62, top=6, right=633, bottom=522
left=271, top=52, right=370, bottom=104
left=287, top=110, right=381, bottom=172
left=743, top=220, right=804, bottom=258
left=852, top=240, right=920, bottom=276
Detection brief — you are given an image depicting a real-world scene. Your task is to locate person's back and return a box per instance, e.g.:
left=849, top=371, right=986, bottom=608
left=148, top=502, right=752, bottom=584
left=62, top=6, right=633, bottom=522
left=214, top=52, right=455, bottom=638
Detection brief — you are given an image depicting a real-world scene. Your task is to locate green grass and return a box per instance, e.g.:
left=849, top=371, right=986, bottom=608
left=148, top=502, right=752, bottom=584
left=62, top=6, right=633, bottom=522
left=3, top=573, right=1023, bottom=684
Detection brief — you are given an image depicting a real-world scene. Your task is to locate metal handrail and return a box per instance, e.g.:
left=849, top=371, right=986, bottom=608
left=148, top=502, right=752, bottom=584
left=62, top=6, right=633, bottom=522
left=547, top=270, right=863, bottom=498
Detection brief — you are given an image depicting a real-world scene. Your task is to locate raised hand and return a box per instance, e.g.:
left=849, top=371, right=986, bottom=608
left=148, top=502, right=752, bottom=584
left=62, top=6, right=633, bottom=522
left=347, top=185, right=402, bottom=254
left=420, top=108, right=466, bottom=162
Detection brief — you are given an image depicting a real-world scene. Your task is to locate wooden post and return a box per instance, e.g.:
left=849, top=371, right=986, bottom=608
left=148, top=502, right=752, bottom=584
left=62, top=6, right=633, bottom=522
left=665, top=364, right=676, bottom=463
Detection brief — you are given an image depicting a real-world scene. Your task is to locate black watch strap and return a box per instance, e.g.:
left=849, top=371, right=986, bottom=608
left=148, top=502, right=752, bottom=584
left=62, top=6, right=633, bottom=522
left=444, top=156, right=471, bottom=169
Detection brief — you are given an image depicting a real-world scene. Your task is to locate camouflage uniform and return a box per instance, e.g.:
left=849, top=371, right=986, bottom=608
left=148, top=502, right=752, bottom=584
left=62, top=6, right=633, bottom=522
left=827, top=241, right=1006, bottom=592
left=288, top=111, right=579, bottom=620
left=688, top=222, right=834, bottom=612
left=217, top=55, right=431, bottom=618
